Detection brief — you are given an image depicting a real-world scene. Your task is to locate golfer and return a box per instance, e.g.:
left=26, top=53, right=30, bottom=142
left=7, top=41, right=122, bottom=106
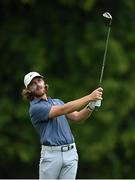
left=22, top=72, right=103, bottom=179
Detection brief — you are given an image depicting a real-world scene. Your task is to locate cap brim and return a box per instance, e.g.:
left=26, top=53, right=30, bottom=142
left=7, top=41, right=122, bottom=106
left=27, top=75, right=43, bottom=87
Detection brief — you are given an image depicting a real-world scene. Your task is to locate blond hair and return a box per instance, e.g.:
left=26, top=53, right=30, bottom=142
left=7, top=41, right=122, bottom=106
left=21, top=84, right=49, bottom=101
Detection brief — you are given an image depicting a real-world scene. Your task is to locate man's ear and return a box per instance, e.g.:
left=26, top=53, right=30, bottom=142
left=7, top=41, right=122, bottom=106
left=26, top=88, right=32, bottom=93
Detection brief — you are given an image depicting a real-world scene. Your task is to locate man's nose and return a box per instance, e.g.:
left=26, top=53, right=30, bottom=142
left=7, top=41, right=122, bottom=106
left=37, top=82, right=44, bottom=87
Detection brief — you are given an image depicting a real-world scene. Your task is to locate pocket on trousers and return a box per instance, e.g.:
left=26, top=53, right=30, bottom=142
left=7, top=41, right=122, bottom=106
left=39, top=152, right=49, bottom=166
left=40, top=150, right=52, bottom=164
left=70, top=148, right=79, bottom=161
left=40, top=148, right=48, bottom=164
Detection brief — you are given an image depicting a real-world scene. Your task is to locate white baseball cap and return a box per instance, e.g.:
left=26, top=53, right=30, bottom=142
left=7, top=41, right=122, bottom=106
left=24, top=72, right=43, bottom=88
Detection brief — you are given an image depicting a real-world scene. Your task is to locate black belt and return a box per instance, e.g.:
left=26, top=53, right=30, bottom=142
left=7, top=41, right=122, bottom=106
left=42, top=143, right=75, bottom=152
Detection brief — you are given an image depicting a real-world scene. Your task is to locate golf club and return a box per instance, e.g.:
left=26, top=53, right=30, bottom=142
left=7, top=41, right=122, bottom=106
left=95, top=12, right=112, bottom=109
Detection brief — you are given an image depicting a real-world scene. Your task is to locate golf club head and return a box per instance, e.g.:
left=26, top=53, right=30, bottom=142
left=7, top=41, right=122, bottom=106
left=103, top=12, right=112, bottom=19
left=103, top=12, right=112, bottom=25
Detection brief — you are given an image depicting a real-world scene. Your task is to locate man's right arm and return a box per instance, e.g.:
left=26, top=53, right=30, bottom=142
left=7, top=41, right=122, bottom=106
left=48, top=87, right=103, bottom=119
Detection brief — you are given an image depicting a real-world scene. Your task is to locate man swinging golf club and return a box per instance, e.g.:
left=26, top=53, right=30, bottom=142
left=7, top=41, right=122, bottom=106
left=22, top=71, right=103, bottom=179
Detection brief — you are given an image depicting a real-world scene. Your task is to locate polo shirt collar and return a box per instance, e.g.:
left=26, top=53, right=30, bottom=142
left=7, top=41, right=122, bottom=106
left=30, top=97, right=51, bottom=105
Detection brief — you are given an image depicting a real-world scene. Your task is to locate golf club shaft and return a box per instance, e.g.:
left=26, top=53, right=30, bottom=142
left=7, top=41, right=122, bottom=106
left=99, top=25, right=111, bottom=86
left=95, top=22, right=112, bottom=110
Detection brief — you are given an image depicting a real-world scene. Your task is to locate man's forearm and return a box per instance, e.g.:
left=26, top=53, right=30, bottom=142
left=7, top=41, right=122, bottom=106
left=63, top=94, right=92, bottom=114
left=75, top=107, right=93, bottom=122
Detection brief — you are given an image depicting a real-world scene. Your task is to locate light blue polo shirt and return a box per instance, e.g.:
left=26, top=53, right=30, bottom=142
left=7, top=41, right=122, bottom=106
left=29, top=98, right=74, bottom=146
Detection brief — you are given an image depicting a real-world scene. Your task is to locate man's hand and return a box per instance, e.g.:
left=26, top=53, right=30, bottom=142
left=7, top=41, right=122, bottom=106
left=95, top=99, right=102, bottom=109
left=87, top=87, right=103, bottom=110
left=87, top=101, right=96, bottom=110
left=89, top=87, right=103, bottom=101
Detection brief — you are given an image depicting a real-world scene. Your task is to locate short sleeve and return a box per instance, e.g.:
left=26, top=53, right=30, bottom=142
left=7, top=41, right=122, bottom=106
left=29, top=102, right=52, bottom=122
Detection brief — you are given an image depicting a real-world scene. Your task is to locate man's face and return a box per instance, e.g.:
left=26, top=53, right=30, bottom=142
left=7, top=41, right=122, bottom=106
left=28, top=77, right=46, bottom=98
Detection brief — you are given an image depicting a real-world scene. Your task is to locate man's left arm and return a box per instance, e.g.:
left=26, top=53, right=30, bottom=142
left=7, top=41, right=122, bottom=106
left=66, top=102, right=95, bottom=122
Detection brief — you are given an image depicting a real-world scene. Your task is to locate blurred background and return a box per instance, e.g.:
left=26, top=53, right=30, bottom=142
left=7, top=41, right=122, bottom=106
left=1, top=0, right=135, bottom=178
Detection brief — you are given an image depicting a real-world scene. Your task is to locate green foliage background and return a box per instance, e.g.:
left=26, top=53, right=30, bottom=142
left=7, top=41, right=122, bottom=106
left=1, top=0, right=135, bottom=178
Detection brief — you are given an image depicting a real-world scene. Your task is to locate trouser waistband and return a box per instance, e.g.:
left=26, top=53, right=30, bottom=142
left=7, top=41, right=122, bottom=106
left=42, top=143, right=75, bottom=152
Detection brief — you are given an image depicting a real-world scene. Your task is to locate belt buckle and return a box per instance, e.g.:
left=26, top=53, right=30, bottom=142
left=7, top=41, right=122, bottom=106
left=61, top=145, right=69, bottom=152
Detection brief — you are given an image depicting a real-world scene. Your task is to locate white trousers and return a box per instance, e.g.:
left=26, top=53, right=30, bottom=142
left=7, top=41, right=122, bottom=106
left=39, top=143, right=78, bottom=179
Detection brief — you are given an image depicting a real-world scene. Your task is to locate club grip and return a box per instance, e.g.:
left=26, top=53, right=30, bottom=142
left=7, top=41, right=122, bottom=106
left=95, top=100, right=101, bottom=110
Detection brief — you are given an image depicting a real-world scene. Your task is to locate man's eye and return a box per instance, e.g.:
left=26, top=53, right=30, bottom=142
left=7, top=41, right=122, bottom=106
left=38, top=79, right=42, bottom=82
left=30, top=82, right=35, bottom=87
